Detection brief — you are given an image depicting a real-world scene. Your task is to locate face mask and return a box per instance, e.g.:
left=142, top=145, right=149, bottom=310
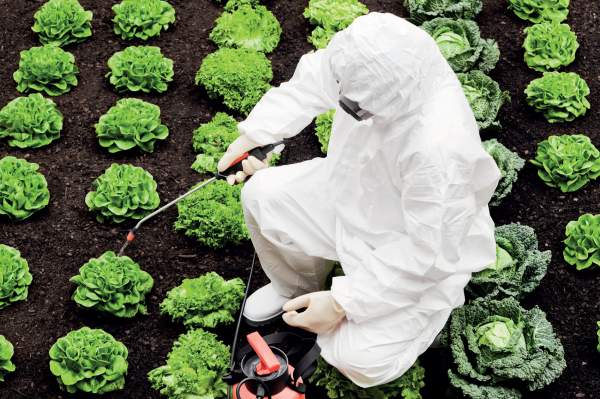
left=339, top=93, right=373, bottom=121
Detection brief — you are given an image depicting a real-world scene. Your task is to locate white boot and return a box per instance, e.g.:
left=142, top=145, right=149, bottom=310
left=243, top=284, right=290, bottom=327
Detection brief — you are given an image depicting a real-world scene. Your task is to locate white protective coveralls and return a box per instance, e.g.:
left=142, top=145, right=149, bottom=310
left=239, top=13, right=501, bottom=387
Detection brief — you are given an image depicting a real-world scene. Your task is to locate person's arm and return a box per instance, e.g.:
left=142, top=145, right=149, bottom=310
left=331, top=143, right=501, bottom=324
left=238, top=48, right=340, bottom=145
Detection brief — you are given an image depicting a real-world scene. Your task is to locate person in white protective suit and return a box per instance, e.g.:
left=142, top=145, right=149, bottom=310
left=217, top=12, right=501, bottom=387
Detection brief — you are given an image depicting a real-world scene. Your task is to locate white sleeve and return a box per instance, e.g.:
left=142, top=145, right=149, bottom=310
left=238, top=48, right=340, bottom=145
left=331, top=146, right=500, bottom=324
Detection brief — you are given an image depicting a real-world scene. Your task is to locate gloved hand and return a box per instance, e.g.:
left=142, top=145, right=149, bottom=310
left=217, top=135, right=272, bottom=186
left=282, top=291, right=346, bottom=335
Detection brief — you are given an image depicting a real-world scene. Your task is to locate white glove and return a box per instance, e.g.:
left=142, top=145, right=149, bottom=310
left=282, top=291, right=346, bottom=335
left=217, top=135, right=271, bottom=186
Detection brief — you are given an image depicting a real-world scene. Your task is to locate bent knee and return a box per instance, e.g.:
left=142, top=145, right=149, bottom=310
left=324, top=348, right=399, bottom=388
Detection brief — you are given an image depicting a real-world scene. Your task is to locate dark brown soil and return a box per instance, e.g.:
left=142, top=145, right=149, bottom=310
left=0, top=0, right=599, bottom=398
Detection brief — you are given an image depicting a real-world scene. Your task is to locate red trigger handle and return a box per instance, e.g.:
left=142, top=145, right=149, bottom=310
left=247, top=332, right=280, bottom=375
left=215, top=140, right=288, bottom=181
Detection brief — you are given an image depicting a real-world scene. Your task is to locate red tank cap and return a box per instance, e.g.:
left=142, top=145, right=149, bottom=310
left=247, top=332, right=280, bottom=376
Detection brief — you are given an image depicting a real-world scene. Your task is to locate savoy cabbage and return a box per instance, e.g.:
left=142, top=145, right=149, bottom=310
left=404, top=0, right=482, bottom=25
left=457, top=71, right=510, bottom=132
left=482, top=139, right=524, bottom=207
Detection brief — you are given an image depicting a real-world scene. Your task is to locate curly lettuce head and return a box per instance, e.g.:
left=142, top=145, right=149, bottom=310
left=421, top=18, right=499, bottom=74
left=0, top=244, right=33, bottom=310
left=13, top=45, right=79, bottom=96
left=523, top=21, right=579, bottom=72
left=210, top=5, right=281, bottom=53
left=196, top=48, right=272, bottom=115
left=0, top=93, right=63, bottom=148
left=95, top=98, right=169, bottom=153
left=458, top=71, right=510, bottom=132
left=467, top=223, right=550, bottom=301
left=191, top=113, right=239, bottom=174
left=525, top=72, right=589, bottom=123
left=85, top=163, right=160, bottom=224
left=0, top=156, right=50, bottom=222
left=404, top=0, right=482, bottom=25
left=304, top=0, right=368, bottom=31
left=564, top=214, right=600, bottom=270
left=49, top=327, right=128, bottom=394
left=315, top=109, right=335, bottom=154
left=32, top=0, right=93, bottom=47
left=531, top=134, right=600, bottom=192
left=0, top=335, right=15, bottom=382
left=112, top=0, right=175, bottom=40
left=441, top=298, right=566, bottom=399
left=508, top=0, right=569, bottom=23
left=107, top=46, right=174, bottom=93
left=70, top=251, right=154, bottom=317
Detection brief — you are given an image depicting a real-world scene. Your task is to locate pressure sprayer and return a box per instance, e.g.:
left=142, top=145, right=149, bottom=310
left=116, top=140, right=322, bottom=399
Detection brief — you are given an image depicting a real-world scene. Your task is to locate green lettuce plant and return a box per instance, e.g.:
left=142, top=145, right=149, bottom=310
left=107, top=46, right=174, bottom=93
left=0, top=335, right=15, bottom=382
left=70, top=251, right=154, bottom=317
left=563, top=214, right=600, bottom=270
left=466, top=223, right=550, bottom=301
left=112, top=0, right=175, bottom=40
left=304, top=0, right=368, bottom=49
left=482, top=139, right=524, bottom=206
left=531, top=134, right=600, bottom=192
left=0, top=156, right=50, bottom=222
left=404, top=0, right=482, bottom=25
left=597, top=322, right=600, bottom=354
left=49, top=327, right=128, bottom=394
left=0, top=93, right=63, bottom=148
left=310, top=356, right=425, bottom=399
left=85, top=163, right=160, bottom=224
left=420, top=18, right=499, bottom=74
left=525, top=72, right=589, bottom=123
left=0, top=245, right=33, bottom=310
left=315, top=109, right=335, bottom=154
left=148, top=328, right=229, bottom=399
left=14, top=45, right=79, bottom=96
left=508, top=0, right=569, bottom=23
left=32, top=0, right=93, bottom=47
left=457, top=71, right=510, bottom=133
left=222, top=0, right=259, bottom=11
left=191, top=112, right=279, bottom=174
left=196, top=48, right=272, bottom=115
left=210, top=5, right=281, bottom=53
left=95, top=98, right=169, bottom=153
left=174, top=179, right=249, bottom=249
left=523, top=21, right=579, bottom=72
left=441, top=298, right=566, bottom=399
left=160, top=272, right=244, bottom=328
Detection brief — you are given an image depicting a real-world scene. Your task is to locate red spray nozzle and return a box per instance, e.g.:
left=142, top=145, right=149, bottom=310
left=127, top=232, right=135, bottom=242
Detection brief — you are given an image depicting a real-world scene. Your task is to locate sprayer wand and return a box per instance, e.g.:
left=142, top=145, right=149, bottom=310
left=117, top=140, right=290, bottom=257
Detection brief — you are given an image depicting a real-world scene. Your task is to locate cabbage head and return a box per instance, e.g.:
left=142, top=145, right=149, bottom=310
left=441, top=298, right=566, bottom=399
left=404, top=0, right=482, bottom=25
left=420, top=18, right=499, bottom=74
left=525, top=71, right=589, bottom=123
left=13, top=45, right=79, bottom=96
left=32, top=0, right=93, bottom=47
left=107, top=46, right=174, bottom=93
left=0, top=335, right=15, bottom=382
left=0, top=245, right=32, bottom=310
left=457, top=71, right=510, bottom=133
left=563, top=214, right=600, bottom=270
left=70, top=251, right=154, bottom=317
left=466, top=223, right=550, bottom=301
left=196, top=48, right=272, bottom=115
left=0, top=93, right=63, bottom=148
left=523, top=21, right=578, bottom=72
left=310, top=356, right=425, bottom=399
left=95, top=98, right=168, bottom=153
left=531, top=134, right=600, bottom=192
left=210, top=5, right=281, bottom=53
left=174, top=179, right=249, bottom=249
left=85, top=163, right=160, bottom=224
left=0, top=156, right=50, bottom=222
left=160, top=272, right=245, bottom=329
left=148, top=328, right=230, bottom=399
left=49, top=327, right=128, bottom=394
left=508, top=0, right=569, bottom=23
left=482, top=139, right=524, bottom=207
left=112, top=0, right=175, bottom=40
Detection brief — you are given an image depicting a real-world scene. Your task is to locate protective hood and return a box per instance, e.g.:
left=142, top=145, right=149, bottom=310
left=328, top=13, right=451, bottom=124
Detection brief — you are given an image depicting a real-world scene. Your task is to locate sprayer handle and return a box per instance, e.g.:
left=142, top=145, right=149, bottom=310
left=215, top=141, right=288, bottom=181
left=247, top=332, right=280, bottom=375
